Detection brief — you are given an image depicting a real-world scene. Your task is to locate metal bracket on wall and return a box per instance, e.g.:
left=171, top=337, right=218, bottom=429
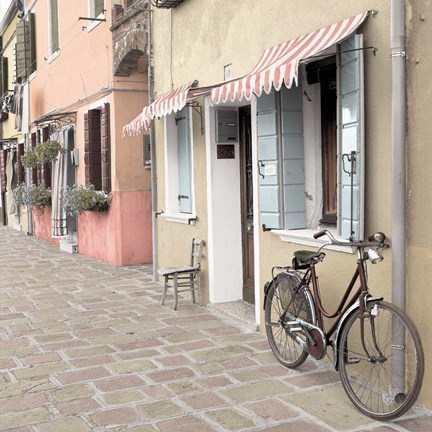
left=187, top=102, right=204, bottom=135
left=33, top=112, right=77, bottom=134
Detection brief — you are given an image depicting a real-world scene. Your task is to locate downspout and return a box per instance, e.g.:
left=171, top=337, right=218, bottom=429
left=391, top=0, right=406, bottom=312
left=148, top=2, right=158, bottom=281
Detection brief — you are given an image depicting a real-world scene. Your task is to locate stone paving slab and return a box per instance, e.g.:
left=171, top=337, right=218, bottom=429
left=0, top=226, right=431, bottom=431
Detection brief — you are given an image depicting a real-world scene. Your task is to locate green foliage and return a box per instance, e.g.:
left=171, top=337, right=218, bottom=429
left=61, top=185, right=110, bottom=216
left=12, top=183, right=51, bottom=208
left=21, top=140, right=65, bottom=168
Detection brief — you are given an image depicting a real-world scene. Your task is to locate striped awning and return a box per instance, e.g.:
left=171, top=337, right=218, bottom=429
left=123, top=80, right=233, bottom=136
left=123, top=81, right=195, bottom=136
left=212, top=11, right=369, bottom=104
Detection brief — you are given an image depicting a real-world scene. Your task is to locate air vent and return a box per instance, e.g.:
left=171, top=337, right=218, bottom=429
left=155, top=0, right=184, bottom=9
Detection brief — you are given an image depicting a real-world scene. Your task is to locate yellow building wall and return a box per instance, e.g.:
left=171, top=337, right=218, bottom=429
left=1, top=12, right=27, bottom=231
left=152, top=0, right=431, bottom=408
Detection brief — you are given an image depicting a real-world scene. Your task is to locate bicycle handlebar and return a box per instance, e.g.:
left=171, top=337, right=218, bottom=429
left=313, top=229, right=389, bottom=249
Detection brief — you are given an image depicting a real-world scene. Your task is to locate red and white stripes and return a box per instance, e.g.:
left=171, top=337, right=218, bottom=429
left=211, top=11, right=369, bottom=104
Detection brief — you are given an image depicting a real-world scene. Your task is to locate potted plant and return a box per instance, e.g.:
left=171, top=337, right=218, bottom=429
left=12, top=183, right=52, bottom=208
left=61, top=184, right=110, bottom=216
left=21, top=140, right=65, bottom=168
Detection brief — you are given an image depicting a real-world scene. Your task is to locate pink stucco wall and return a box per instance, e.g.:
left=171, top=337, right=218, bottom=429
left=32, top=207, right=59, bottom=245
left=77, top=190, right=152, bottom=266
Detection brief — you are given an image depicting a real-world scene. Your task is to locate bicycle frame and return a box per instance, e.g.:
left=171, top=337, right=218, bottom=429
left=291, top=245, right=383, bottom=364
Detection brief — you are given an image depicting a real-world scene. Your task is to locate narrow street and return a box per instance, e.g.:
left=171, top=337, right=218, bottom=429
left=0, top=226, right=430, bottom=432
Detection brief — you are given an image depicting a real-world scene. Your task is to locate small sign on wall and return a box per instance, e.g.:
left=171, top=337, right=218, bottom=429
left=217, top=144, right=235, bottom=159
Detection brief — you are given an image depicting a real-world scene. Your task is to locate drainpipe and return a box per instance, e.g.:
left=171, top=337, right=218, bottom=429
left=148, top=2, right=158, bottom=281
left=391, top=0, right=406, bottom=312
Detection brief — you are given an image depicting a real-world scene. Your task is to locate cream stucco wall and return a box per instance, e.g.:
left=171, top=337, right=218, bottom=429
left=0, top=11, right=26, bottom=231
left=152, top=0, right=432, bottom=408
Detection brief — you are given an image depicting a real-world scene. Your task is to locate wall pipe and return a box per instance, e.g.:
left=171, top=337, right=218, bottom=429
left=391, top=0, right=406, bottom=312
left=148, top=2, right=158, bottom=281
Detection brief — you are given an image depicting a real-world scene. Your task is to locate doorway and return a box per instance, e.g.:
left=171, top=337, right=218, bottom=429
left=239, top=106, right=255, bottom=304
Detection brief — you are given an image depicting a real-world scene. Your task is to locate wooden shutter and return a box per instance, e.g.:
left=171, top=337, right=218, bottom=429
left=95, top=0, right=104, bottom=17
left=338, top=35, right=365, bottom=241
left=176, top=107, right=192, bottom=213
left=280, top=85, right=306, bottom=229
left=50, top=0, right=59, bottom=54
left=15, top=19, right=30, bottom=81
left=29, top=13, right=36, bottom=75
left=30, top=132, right=38, bottom=184
left=101, top=103, right=110, bottom=192
left=16, top=143, right=25, bottom=184
left=84, top=110, right=102, bottom=190
left=257, top=90, right=281, bottom=229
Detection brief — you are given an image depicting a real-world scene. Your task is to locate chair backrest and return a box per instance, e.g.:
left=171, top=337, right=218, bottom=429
left=190, top=238, right=204, bottom=268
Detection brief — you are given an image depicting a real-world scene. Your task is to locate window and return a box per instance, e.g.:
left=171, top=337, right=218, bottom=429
left=84, top=104, right=111, bottom=192
left=258, top=35, right=364, bottom=240
left=48, top=0, right=59, bottom=55
left=164, top=106, right=194, bottom=219
left=89, top=0, right=105, bottom=18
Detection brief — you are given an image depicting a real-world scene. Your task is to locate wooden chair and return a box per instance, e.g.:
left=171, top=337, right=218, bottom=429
left=158, top=238, right=205, bottom=310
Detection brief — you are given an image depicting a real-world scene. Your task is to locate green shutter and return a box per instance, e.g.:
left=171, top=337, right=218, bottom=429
left=281, top=85, right=306, bottom=229
left=257, top=90, right=281, bottom=229
left=101, top=104, right=111, bottom=192
left=95, top=0, right=104, bottom=17
left=29, top=13, right=36, bottom=74
left=16, top=20, right=30, bottom=80
left=257, top=86, right=306, bottom=230
left=338, top=34, right=364, bottom=240
left=176, top=107, right=192, bottom=213
left=50, top=0, right=59, bottom=53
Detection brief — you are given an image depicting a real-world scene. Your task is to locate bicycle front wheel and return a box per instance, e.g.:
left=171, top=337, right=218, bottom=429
left=265, top=272, right=314, bottom=368
left=338, top=300, right=424, bottom=420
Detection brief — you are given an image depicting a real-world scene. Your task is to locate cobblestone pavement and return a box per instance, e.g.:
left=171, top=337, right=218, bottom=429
left=0, top=226, right=432, bottom=432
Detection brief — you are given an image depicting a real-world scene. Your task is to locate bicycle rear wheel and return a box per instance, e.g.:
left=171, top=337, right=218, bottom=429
left=265, top=272, right=314, bottom=368
left=338, top=300, right=424, bottom=420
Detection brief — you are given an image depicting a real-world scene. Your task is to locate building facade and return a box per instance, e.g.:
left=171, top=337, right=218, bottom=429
left=0, top=0, right=28, bottom=233
left=124, top=0, right=432, bottom=408
left=12, top=0, right=153, bottom=265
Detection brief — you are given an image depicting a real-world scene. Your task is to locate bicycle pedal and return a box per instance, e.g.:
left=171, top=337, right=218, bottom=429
left=345, top=356, right=360, bottom=364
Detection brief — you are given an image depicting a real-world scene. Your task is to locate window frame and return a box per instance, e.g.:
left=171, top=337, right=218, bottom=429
left=258, top=34, right=364, bottom=246
left=162, top=106, right=196, bottom=224
left=48, top=0, right=59, bottom=59
left=87, top=0, right=105, bottom=32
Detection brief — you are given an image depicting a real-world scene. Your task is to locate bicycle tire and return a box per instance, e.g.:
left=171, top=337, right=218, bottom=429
left=265, top=272, right=314, bottom=368
left=338, top=300, right=424, bottom=420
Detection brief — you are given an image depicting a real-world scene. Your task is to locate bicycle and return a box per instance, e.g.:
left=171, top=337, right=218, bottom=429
left=264, top=230, right=424, bottom=420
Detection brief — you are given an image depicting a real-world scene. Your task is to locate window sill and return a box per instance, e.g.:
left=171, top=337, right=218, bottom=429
left=272, top=228, right=355, bottom=254
left=48, top=50, right=60, bottom=64
left=87, top=13, right=105, bottom=32
left=161, top=212, right=197, bottom=225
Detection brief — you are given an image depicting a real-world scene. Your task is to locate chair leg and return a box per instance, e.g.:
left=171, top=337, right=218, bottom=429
left=173, top=273, right=179, bottom=311
left=197, top=271, right=202, bottom=306
left=190, top=273, right=196, bottom=304
left=161, top=276, right=168, bottom=305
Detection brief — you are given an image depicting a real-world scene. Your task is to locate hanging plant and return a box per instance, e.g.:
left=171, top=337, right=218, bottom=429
left=61, top=185, right=111, bottom=216
left=21, top=140, right=65, bottom=168
left=12, top=183, right=51, bottom=208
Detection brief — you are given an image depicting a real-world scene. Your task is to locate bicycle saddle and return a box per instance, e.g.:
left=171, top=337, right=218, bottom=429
left=292, top=250, right=326, bottom=269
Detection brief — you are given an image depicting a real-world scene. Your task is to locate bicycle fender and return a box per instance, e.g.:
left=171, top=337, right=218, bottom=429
left=332, top=295, right=383, bottom=371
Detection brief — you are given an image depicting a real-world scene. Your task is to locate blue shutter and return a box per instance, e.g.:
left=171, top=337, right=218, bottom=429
left=257, top=90, right=281, bottom=229
left=339, top=35, right=364, bottom=240
left=281, top=85, right=306, bottom=229
left=176, top=107, right=192, bottom=213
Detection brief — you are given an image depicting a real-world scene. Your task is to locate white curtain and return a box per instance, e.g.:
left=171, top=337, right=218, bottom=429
left=6, top=151, right=16, bottom=216
left=51, top=128, right=69, bottom=237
